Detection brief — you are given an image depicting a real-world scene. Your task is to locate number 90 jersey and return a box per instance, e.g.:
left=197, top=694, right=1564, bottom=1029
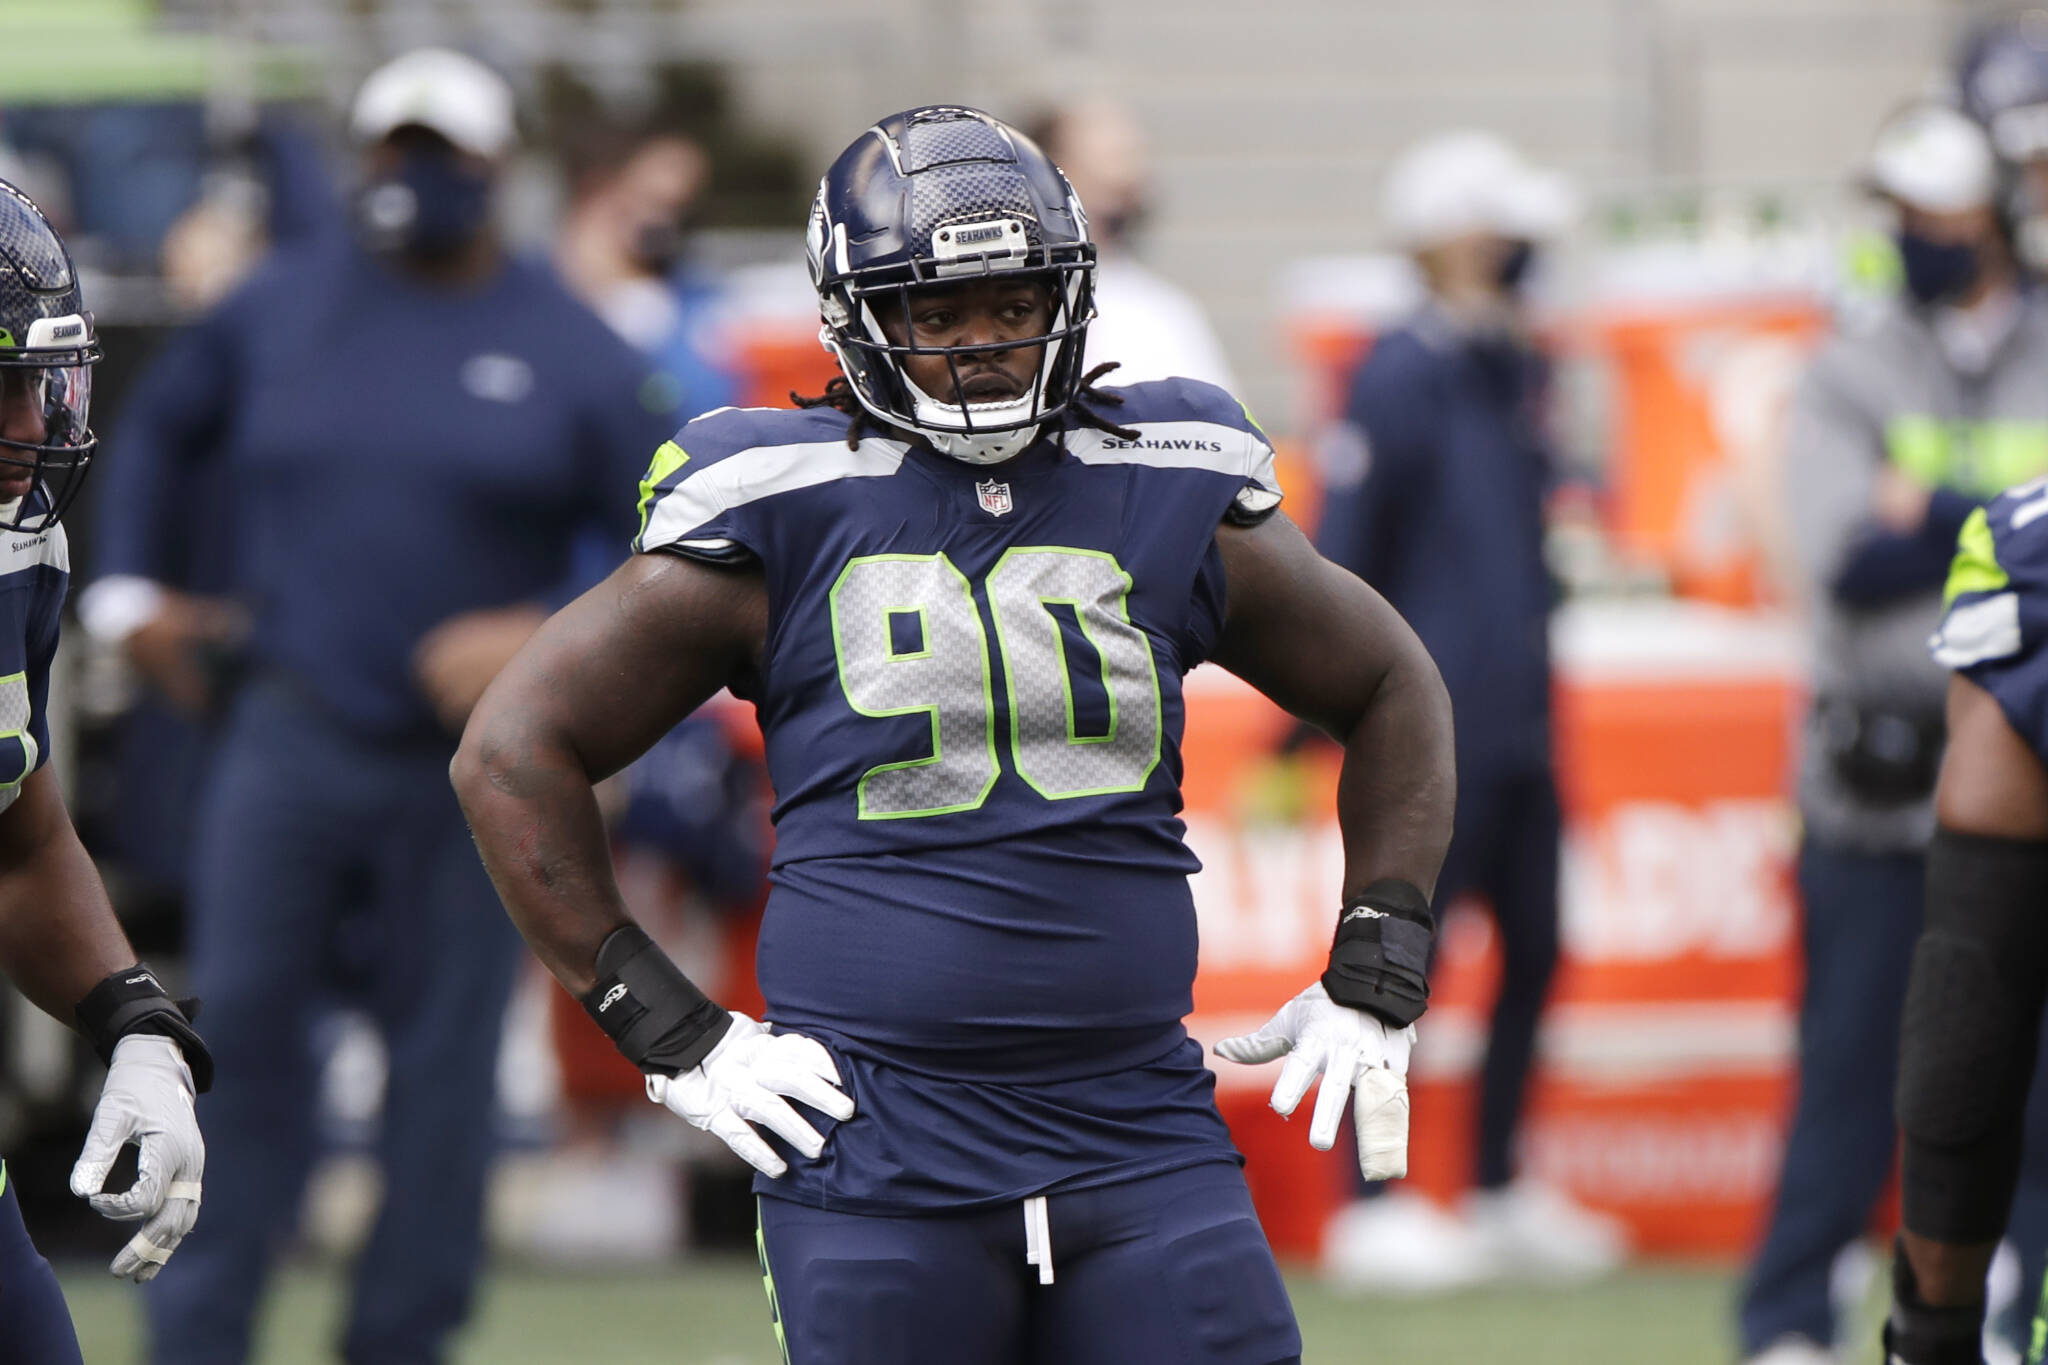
left=1934, top=479, right=2048, bottom=758
left=635, top=379, right=1281, bottom=1084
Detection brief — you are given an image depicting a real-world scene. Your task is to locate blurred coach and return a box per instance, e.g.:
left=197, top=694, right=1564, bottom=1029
left=77, top=50, right=674, bottom=1365
left=1737, top=104, right=2048, bottom=1365
left=1312, top=131, right=1626, bottom=1291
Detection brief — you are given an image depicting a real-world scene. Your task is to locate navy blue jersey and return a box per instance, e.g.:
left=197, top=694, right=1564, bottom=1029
left=1933, top=479, right=2048, bottom=752
left=0, top=509, right=66, bottom=814
left=635, top=379, right=1281, bottom=1208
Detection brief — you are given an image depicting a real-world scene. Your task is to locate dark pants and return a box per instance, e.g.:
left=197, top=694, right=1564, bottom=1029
left=757, top=1161, right=1301, bottom=1365
left=1347, top=765, right=1560, bottom=1198
left=143, top=679, right=521, bottom=1365
left=1438, top=766, right=1563, bottom=1190
left=0, top=1165, right=83, bottom=1365
left=1739, top=841, right=1921, bottom=1353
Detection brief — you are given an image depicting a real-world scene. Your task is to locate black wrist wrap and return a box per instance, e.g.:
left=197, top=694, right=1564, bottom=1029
left=579, top=925, right=731, bottom=1078
left=75, top=965, right=213, bottom=1094
left=1882, top=1237, right=1986, bottom=1365
left=1321, top=878, right=1435, bottom=1028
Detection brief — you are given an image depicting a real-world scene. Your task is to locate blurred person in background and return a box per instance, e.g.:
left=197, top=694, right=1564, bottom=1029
left=1311, top=129, right=1627, bottom=1293
left=1026, top=97, right=1236, bottom=390
left=555, top=118, right=738, bottom=422
left=1737, top=102, right=2048, bottom=1365
left=77, top=48, right=675, bottom=1365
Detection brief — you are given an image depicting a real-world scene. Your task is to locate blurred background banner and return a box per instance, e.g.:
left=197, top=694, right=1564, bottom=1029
left=8, top=1, right=2047, bottom=1361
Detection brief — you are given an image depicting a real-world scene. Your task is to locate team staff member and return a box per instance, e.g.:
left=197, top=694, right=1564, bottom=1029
left=455, top=105, right=1454, bottom=1362
left=81, top=50, right=674, bottom=1365
left=0, top=179, right=210, bottom=1361
left=1312, top=130, right=1625, bottom=1290
left=1739, top=103, right=2048, bottom=1365
left=1886, top=479, right=2048, bottom=1364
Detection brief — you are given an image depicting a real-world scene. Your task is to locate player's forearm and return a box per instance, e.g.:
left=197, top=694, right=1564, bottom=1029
left=452, top=714, right=632, bottom=996
left=0, top=777, right=136, bottom=1023
left=1334, top=645, right=1456, bottom=902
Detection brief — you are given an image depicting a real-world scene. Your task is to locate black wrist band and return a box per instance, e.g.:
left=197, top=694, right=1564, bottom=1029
left=580, top=925, right=732, bottom=1077
left=1321, top=878, right=1435, bottom=1028
left=74, top=964, right=213, bottom=1094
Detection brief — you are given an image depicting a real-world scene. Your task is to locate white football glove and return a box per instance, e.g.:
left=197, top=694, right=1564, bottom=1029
left=69, top=1035, right=205, bottom=1282
left=1215, top=982, right=1416, bottom=1181
left=644, top=1012, right=854, bottom=1178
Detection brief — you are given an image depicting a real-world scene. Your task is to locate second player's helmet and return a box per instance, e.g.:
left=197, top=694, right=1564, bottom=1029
left=1959, top=15, right=2048, bottom=163
left=0, top=179, right=98, bottom=532
left=806, top=105, right=1095, bottom=465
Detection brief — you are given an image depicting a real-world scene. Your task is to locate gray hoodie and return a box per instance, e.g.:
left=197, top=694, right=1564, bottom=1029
left=1785, top=290, right=2048, bottom=852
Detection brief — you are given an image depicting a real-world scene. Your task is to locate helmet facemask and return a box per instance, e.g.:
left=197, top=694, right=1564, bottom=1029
left=820, top=238, right=1095, bottom=465
left=0, top=313, right=98, bottom=535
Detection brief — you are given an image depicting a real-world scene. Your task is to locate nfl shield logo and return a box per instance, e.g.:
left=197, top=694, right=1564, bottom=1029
left=976, top=479, right=1013, bottom=517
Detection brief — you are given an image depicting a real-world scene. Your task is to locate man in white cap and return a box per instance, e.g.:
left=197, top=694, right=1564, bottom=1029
left=1738, top=101, right=2048, bottom=1365
left=81, top=47, right=676, bottom=1364
left=1311, top=129, right=1629, bottom=1293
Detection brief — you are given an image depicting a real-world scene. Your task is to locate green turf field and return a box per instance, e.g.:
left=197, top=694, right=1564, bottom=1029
left=55, top=1256, right=1888, bottom=1364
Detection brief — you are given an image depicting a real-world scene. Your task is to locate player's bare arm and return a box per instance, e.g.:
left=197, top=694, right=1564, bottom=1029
left=1209, top=509, right=1456, bottom=899
left=1209, top=509, right=1456, bottom=1180
left=0, top=767, right=137, bottom=1020
left=1887, top=672, right=2048, bottom=1362
left=453, top=550, right=764, bottom=990
left=453, top=551, right=852, bottom=1178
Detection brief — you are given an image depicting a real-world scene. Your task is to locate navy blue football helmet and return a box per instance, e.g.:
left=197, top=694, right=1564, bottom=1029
left=805, top=105, right=1095, bottom=464
left=0, top=179, right=98, bottom=532
left=1960, top=14, right=2048, bottom=161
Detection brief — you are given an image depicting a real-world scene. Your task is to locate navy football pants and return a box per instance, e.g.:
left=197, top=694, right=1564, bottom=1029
left=144, top=679, right=521, bottom=1365
left=0, top=1166, right=83, bottom=1365
left=757, top=1161, right=1301, bottom=1365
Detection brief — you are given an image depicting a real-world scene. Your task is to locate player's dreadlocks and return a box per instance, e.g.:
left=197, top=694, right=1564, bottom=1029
left=793, top=361, right=1143, bottom=451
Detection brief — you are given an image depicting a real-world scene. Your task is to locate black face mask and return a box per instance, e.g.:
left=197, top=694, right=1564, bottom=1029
left=358, top=147, right=494, bottom=261
left=629, top=219, right=685, bottom=278
left=1495, top=239, right=1537, bottom=292
left=1896, top=229, right=1982, bottom=306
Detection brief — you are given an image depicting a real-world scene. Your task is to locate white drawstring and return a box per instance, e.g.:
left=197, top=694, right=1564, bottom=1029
left=1023, top=1195, right=1054, bottom=1285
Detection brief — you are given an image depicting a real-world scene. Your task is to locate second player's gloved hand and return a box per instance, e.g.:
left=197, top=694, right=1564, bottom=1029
left=644, top=1012, right=855, bottom=1178
left=69, top=1035, right=205, bottom=1282
left=1215, top=982, right=1416, bottom=1180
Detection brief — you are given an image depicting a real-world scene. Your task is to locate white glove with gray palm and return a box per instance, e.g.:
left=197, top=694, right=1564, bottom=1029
left=645, top=1012, right=855, bottom=1178
left=69, top=1035, right=205, bottom=1281
left=1215, top=982, right=1416, bottom=1180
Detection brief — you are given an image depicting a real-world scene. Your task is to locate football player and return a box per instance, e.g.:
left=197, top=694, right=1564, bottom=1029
left=0, top=180, right=212, bottom=1361
left=1888, top=480, right=2048, bottom=1365
left=454, top=106, right=1452, bottom=1363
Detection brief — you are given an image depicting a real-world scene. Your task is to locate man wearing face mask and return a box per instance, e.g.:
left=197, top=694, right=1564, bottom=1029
left=1735, top=102, right=2048, bottom=1365
left=554, top=121, right=737, bottom=423
left=1311, top=130, right=1629, bottom=1292
left=77, top=48, right=676, bottom=1365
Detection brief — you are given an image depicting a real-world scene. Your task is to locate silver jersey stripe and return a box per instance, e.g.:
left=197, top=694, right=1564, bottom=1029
left=1932, top=591, right=2024, bottom=668
left=641, top=438, right=911, bottom=550
left=0, top=521, right=67, bottom=578
left=1062, top=423, right=1282, bottom=497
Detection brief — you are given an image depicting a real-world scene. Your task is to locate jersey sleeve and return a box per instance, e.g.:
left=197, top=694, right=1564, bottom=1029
left=1931, top=485, right=2048, bottom=753
left=631, top=409, right=764, bottom=563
